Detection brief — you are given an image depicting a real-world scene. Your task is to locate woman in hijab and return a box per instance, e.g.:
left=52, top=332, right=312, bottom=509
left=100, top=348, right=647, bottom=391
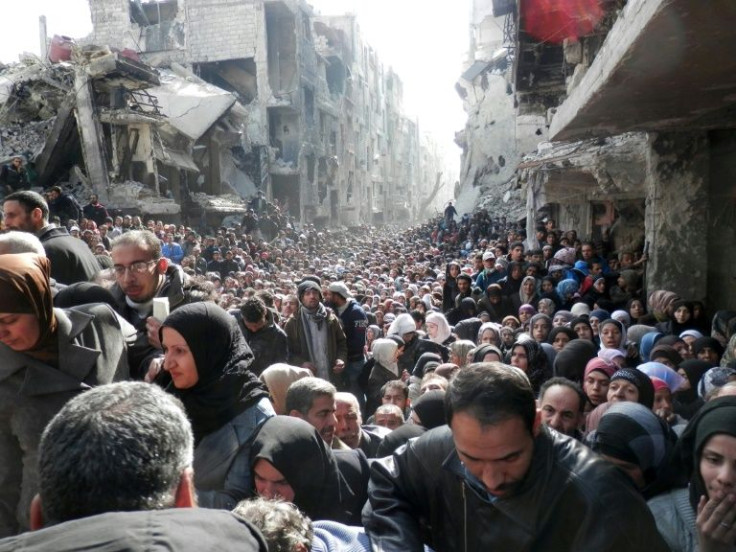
left=509, top=339, right=551, bottom=394
left=547, top=326, right=577, bottom=353
left=673, top=359, right=711, bottom=420
left=692, top=337, right=725, bottom=366
left=656, top=300, right=697, bottom=337
left=251, top=416, right=356, bottom=524
left=471, top=343, right=504, bottom=363
left=556, top=278, right=580, bottom=310
left=553, top=338, right=598, bottom=383
left=424, top=311, right=453, bottom=346
left=588, top=402, right=678, bottom=500
left=648, top=397, right=736, bottom=552
left=376, top=390, right=447, bottom=457
left=710, top=310, right=736, bottom=348
left=599, top=319, right=628, bottom=355
left=366, top=338, right=403, bottom=415
left=537, top=297, right=557, bottom=317
left=0, top=253, right=132, bottom=534
left=476, top=321, right=501, bottom=346
left=260, top=363, right=313, bottom=415
left=514, top=275, right=539, bottom=312
left=529, top=313, right=552, bottom=343
left=160, top=302, right=274, bottom=509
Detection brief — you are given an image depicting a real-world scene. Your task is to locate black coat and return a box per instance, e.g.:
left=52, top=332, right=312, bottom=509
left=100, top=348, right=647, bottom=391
left=233, top=310, right=288, bottom=377
left=363, top=425, right=670, bottom=552
left=39, top=225, right=100, bottom=285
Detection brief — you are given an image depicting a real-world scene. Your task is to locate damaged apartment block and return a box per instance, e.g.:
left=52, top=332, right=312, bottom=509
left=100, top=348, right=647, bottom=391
left=0, top=0, right=449, bottom=226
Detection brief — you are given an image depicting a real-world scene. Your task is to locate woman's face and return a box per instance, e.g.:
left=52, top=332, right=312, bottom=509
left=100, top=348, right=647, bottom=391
left=698, top=347, right=721, bottom=365
left=674, top=306, right=691, bottom=324
left=594, top=279, right=606, bottom=293
left=501, top=330, right=515, bottom=346
left=532, top=320, right=550, bottom=342
left=552, top=314, right=568, bottom=328
left=538, top=300, right=553, bottom=316
left=480, top=329, right=498, bottom=345
left=629, top=300, right=644, bottom=319
left=162, top=327, right=198, bottom=389
left=0, top=313, right=41, bottom=352
left=699, top=434, right=736, bottom=501
left=519, top=311, right=532, bottom=324
left=574, top=322, right=594, bottom=341
left=584, top=371, right=610, bottom=406
left=522, top=279, right=535, bottom=296
left=449, top=265, right=459, bottom=277
left=426, top=321, right=438, bottom=339
left=552, top=332, right=571, bottom=352
left=600, top=323, right=622, bottom=349
left=590, top=317, right=601, bottom=335
left=253, top=458, right=295, bottom=502
left=607, top=380, right=639, bottom=403
left=510, top=345, right=528, bottom=373
left=653, top=388, right=673, bottom=417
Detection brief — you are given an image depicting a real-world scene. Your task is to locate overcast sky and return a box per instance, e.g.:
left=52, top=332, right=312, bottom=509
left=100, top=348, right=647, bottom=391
left=0, top=0, right=468, bottom=175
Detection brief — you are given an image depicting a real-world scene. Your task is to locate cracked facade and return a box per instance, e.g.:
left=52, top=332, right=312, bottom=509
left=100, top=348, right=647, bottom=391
left=458, top=0, right=736, bottom=311
left=77, top=0, right=449, bottom=225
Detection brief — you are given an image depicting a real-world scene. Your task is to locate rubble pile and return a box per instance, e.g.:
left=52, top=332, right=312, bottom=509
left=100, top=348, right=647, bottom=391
left=0, top=119, right=56, bottom=161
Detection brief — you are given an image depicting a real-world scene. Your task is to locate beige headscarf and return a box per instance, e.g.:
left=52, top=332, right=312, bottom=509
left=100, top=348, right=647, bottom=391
left=260, top=363, right=313, bottom=414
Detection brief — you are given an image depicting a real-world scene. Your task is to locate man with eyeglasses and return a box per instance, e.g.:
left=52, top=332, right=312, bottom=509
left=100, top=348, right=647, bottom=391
left=110, top=230, right=189, bottom=379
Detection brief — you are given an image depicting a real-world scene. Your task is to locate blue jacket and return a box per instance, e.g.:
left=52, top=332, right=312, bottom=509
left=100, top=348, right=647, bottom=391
left=338, top=299, right=368, bottom=361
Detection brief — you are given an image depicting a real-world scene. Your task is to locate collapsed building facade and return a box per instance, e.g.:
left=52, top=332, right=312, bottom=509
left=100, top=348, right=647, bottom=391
left=458, top=0, right=736, bottom=311
left=0, top=0, right=449, bottom=227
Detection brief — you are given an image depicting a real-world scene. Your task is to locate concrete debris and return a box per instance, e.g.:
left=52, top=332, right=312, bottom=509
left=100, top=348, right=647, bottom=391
left=190, top=193, right=248, bottom=213
left=0, top=119, right=56, bottom=161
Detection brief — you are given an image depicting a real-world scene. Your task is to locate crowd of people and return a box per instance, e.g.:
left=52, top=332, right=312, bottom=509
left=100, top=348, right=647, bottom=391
left=0, top=188, right=735, bottom=551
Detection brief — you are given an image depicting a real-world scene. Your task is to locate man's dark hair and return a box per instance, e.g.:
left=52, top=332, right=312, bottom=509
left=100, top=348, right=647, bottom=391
left=410, top=309, right=425, bottom=326
left=111, top=230, right=162, bottom=260
left=380, top=379, right=409, bottom=400
left=38, top=382, right=193, bottom=525
left=241, top=296, right=268, bottom=323
left=445, top=362, right=535, bottom=433
left=457, top=274, right=472, bottom=284
left=3, top=190, right=49, bottom=221
left=285, top=377, right=336, bottom=417
left=539, top=377, right=586, bottom=413
left=510, top=241, right=524, bottom=251
left=255, top=289, right=275, bottom=308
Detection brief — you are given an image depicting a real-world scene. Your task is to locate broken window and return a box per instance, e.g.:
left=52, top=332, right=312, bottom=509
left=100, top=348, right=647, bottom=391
left=265, top=2, right=297, bottom=95
left=326, top=58, right=346, bottom=95
left=303, top=86, right=315, bottom=125
left=129, top=0, right=178, bottom=26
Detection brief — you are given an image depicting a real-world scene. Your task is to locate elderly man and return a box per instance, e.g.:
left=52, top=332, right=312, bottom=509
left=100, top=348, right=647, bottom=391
left=3, top=191, right=99, bottom=285
left=363, top=363, right=670, bottom=551
left=284, top=280, right=347, bottom=388
left=537, top=377, right=585, bottom=439
left=0, top=382, right=266, bottom=551
left=334, top=392, right=388, bottom=458
left=286, top=377, right=339, bottom=445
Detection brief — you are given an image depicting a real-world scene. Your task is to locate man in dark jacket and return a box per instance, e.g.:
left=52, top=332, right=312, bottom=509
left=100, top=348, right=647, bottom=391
left=363, top=363, right=670, bottom=551
left=327, top=281, right=368, bottom=404
left=0, top=382, right=267, bottom=552
left=235, top=296, right=287, bottom=377
left=2, top=191, right=100, bottom=285
left=46, top=186, right=81, bottom=225
left=82, top=194, right=109, bottom=227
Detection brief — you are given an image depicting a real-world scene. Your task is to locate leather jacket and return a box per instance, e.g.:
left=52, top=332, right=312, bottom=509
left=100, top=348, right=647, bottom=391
left=363, top=425, right=670, bottom=552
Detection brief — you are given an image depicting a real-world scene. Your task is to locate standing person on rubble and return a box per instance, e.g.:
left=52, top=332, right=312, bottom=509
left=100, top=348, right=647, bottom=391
left=443, top=200, right=458, bottom=227
left=82, top=194, right=109, bottom=227
left=0, top=157, right=28, bottom=197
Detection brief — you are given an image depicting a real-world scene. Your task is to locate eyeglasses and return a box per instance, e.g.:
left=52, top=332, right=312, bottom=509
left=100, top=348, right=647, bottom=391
left=112, top=260, right=156, bottom=277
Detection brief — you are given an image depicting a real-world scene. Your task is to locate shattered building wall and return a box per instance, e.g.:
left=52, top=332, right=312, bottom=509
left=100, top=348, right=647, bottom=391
left=74, top=0, right=448, bottom=226
left=455, top=1, right=547, bottom=221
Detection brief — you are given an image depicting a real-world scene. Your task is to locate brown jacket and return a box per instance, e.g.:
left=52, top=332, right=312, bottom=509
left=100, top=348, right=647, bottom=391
left=283, top=306, right=348, bottom=388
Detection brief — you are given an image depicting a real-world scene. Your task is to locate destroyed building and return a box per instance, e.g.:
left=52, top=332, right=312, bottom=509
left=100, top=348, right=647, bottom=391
left=459, top=0, right=736, bottom=311
left=1, top=0, right=449, bottom=226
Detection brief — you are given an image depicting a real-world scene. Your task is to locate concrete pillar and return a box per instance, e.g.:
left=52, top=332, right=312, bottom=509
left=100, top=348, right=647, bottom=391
left=73, top=67, right=111, bottom=204
left=707, top=130, right=736, bottom=311
left=644, top=132, right=709, bottom=301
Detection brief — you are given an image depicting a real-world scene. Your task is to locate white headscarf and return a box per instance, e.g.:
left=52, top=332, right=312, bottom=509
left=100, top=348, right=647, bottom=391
left=372, top=338, right=399, bottom=376
left=425, top=312, right=451, bottom=344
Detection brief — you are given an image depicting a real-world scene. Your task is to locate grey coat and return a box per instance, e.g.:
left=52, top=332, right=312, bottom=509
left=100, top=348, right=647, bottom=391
left=0, top=304, right=134, bottom=536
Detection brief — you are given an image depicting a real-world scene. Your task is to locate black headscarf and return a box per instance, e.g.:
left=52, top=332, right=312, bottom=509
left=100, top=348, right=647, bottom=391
left=412, top=390, right=447, bottom=429
left=610, top=368, right=655, bottom=409
left=552, top=339, right=598, bottom=382
left=676, top=396, right=736, bottom=510
left=160, top=302, right=268, bottom=445
left=673, top=359, right=711, bottom=419
left=412, top=352, right=442, bottom=378
left=250, top=416, right=345, bottom=522
left=511, top=340, right=551, bottom=394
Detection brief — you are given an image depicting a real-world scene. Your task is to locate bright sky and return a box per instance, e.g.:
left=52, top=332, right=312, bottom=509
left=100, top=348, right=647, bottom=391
left=0, top=0, right=468, bottom=176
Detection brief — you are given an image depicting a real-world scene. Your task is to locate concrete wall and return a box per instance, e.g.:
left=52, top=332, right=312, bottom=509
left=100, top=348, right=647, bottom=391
left=645, top=132, right=709, bottom=301
left=187, top=0, right=259, bottom=62
left=707, top=130, right=736, bottom=311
